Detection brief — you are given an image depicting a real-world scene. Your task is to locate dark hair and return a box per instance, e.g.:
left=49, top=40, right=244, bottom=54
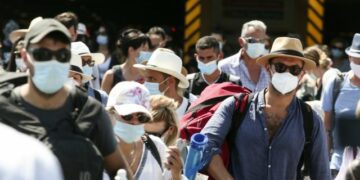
left=6, top=37, right=24, bottom=72
left=54, top=11, right=78, bottom=30
left=27, top=31, right=70, bottom=50
left=116, top=28, right=147, bottom=57
left=147, top=26, right=166, bottom=40
left=195, top=36, right=220, bottom=53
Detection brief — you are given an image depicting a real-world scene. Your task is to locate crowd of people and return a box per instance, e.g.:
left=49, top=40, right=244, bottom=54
left=0, top=11, right=359, bottom=180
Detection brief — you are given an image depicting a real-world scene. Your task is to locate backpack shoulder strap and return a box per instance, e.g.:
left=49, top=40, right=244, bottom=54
left=112, top=65, right=124, bottom=87
left=93, top=89, right=102, bottom=103
left=186, top=73, right=197, bottom=95
left=227, top=93, right=254, bottom=149
left=68, top=87, right=89, bottom=134
left=297, top=100, right=314, bottom=179
left=332, top=72, right=345, bottom=106
left=142, top=134, right=163, bottom=171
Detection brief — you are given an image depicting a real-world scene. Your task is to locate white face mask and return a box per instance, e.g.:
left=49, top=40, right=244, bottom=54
left=143, top=78, right=168, bottom=95
left=32, top=60, right=70, bottom=94
left=246, top=43, right=266, bottom=59
left=113, top=120, right=144, bottom=144
left=271, top=72, right=299, bottom=95
left=197, top=59, right=218, bottom=75
left=350, top=62, right=360, bottom=78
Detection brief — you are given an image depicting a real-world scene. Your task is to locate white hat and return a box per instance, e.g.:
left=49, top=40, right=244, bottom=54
left=134, top=48, right=189, bottom=88
left=9, top=17, right=43, bottom=43
left=71, top=41, right=105, bottom=64
left=107, top=81, right=152, bottom=118
left=69, top=53, right=93, bottom=82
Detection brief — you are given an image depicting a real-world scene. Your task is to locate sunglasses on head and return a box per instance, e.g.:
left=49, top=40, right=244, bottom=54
left=29, top=48, right=71, bottom=63
left=121, top=113, right=151, bottom=123
left=271, top=62, right=303, bottom=76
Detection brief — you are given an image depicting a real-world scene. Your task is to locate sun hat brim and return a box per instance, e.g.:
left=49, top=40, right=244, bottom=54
left=114, top=104, right=152, bottom=118
left=345, top=47, right=360, bottom=58
left=133, top=64, right=189, bottom=88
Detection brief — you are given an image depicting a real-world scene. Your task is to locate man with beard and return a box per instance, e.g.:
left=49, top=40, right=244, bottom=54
left=201, top=37, right=331, bottom=180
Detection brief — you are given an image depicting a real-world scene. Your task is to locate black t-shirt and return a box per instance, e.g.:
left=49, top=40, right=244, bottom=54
left=14, top=87, right=117, bottom=156
left=186, top=72, right=241, bottom=96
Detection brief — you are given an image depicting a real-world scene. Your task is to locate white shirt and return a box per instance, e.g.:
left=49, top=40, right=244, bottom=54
left=135, top=135, right=187, bottom=180
left=176, top=97, right=189, bottom=120
left=0, top=124, right=63, bottom=180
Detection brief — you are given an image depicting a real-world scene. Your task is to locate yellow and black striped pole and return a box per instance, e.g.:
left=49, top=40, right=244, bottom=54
left=306, top=0, right=325, bottom=46
left=184, top=0, right=201, bottom=64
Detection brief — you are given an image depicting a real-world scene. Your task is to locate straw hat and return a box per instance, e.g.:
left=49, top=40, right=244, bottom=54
left=256, top=37, right=316, bottom=70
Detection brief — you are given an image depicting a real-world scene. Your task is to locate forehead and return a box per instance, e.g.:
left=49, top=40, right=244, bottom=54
left=145, top=69, right=165, bottom=78
left=196, top=48, right=218, bottom=56
left=244, top=26, right=266, bottom=39
left=271, top=57, right=304, bottom=66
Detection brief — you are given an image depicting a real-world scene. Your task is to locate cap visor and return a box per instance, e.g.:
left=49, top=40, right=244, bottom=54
left=114, top=104, right=151, bottom=118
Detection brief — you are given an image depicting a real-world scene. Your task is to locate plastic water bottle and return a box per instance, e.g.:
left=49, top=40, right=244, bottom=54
left=184, top=133, right=208, bottom=180
left=114, top=169, right=127, bottom=180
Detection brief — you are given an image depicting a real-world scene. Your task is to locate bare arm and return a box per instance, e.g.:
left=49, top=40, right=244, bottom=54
left=101, top=70, right=114, bottom=94
left=103, top=146, right=134, bottom=180
left=323, top=111, right=333, bottom=154
left=207, top=154, right=233, bottom=180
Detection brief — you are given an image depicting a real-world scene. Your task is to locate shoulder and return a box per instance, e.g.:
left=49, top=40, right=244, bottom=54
left=218, top=52, right=239, bottom=67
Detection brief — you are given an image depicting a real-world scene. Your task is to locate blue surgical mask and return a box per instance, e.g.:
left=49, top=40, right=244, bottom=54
left=15, top=58, right=27, bottom=72
left=246, top=43, right=266, bottom=59
left=82, top=65, right=93, bottom=77
left=136, top=51, right=152, bottom=64
left=32, top=60, right=70, bottom=94
left=113, top=120, right=144, bottom=143
left=96, top=35, right=108, bottom=45
left=143, top=78, right=168, bottom=95
left=197, top=59, right=218, bottom=75
left=331, top=48, right=343, bottom=59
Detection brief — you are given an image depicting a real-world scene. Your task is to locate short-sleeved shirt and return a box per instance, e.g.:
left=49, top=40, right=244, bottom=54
left=321, top=72, right=360, bottom=170
left=14, top=87, right=117, bottom=157
left=186, top=72, right=241, bottom=96
left=218, top=51, right=269, bottom=92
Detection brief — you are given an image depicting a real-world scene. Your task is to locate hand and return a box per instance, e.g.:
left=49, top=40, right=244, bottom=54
left=164, top=146, right=183, bottom=180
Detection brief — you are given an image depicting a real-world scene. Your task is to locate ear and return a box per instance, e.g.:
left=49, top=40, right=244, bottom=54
left=194, top=53, right=198, bottom=60
left=239, top=37, right=246, bottom=48
left=20, top=48, right=31, bottom=68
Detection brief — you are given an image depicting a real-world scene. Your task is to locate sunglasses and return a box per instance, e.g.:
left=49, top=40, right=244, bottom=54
left=29, top=48, right=71, bottom=63
left=245, top=37, right=266, bottom=44
left=271, top=62, right=303, bottom=76
left=121, top=113, right=151, bottom=123
left=82, top=59, right=95, bottom=67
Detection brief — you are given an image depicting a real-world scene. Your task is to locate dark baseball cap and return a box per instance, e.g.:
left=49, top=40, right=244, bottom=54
left=24, top=18, right=70, bottom=48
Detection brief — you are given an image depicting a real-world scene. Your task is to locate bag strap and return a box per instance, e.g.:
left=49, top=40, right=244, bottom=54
left=93, top=89, right=102, bottom=103
left=187, top=73, right=197, bottom=95
left=331, top=72, right=345, bottom=130
left=142, top=134, right=163, bottom=171
left=297, top=100, right=314, bottom=179
left=227, top=93, right=254, bottom=150
left=112, top=65, right=124, bottom=87
left=66, top=87, right=89, bottom=134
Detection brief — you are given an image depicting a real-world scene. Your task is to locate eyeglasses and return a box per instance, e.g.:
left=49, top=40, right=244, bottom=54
left=271, top=62, right=303, bottom=76
left=29, top=48, right=71, bottom=63
left=245, top=37, right=266, bottom=44
left=82, top=59, right=95, bottom=67
left=121, top=113, right=151, bottom=123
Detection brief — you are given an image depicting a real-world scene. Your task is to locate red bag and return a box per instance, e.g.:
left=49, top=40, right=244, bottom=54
left=179, top=82, right=251, bottom=175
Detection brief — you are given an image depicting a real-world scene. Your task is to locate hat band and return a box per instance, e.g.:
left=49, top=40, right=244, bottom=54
left=350, top=48, right=360, bottom=53
left=271, top=49, right=304, bottom=57
left=70, top=65, right=83, bottom=73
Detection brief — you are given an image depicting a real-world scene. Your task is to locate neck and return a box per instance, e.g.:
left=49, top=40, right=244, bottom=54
left=350, top=72, right=360, bottom=87
left=265, top=86, right=294, bottom=109
left=241, top=49, right=261, bottom=69
left=124, top=57, right=136, bottom=67
left=21, top=81, right=70, bottom=109
left=164, top=88, right=183, bottom=107
left=203, top=69, right=221, bottom=84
